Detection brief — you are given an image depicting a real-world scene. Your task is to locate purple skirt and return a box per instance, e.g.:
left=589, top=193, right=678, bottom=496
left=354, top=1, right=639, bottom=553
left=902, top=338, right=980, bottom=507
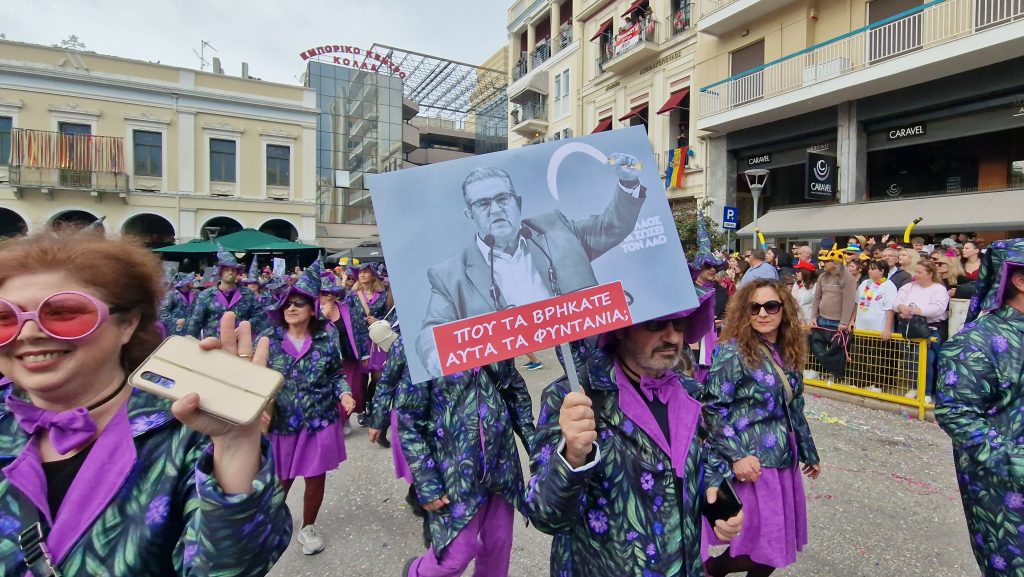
left=390, top=410, right=414, bottom=484
left=702, top=434, right=808, bottom=568
left=269, top=419, right=347, bottom=481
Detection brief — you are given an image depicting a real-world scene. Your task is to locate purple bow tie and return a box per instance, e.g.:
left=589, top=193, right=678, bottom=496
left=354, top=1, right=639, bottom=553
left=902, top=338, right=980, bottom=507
left=640, top=372, right=679, bottom=404
left=6, top=395, right=97, bottom=455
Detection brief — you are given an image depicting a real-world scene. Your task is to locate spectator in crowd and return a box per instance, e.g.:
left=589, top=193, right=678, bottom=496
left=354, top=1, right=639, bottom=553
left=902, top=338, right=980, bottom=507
left=853, top=260, right=897, bottom=333
left=898, top=248, right=920, bottom=282
left=718, top=269, right=737, bottom=297
left=738, top=249, right=779, bottom=288
left=765, top=248, right=779, bottom=271
left=811, top=249, right=857, bottom=332
left=791, top=260, right=818, bottom=325
left=732, top=260, right=751, bottom=288
left=883, top=261, right=950, bottom=405
left=703, top=279, right=821, bottom=577
left=934, top=238, right=1024, bottom=577
left=961, top=241, right=983, bottom=280
left=882, top=248, right=909, bottom=289
left=846, top=257, right=869, bottom=286
left=776, top=251, right=796, bottom=278
left=910, top=236, right=927, bottom=253
left=794, top=243, right=814, bottom=267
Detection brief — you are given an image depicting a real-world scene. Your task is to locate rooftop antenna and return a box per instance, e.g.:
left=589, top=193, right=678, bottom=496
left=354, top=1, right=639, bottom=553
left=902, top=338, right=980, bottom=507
left=192, top=40, right=217, bottom=71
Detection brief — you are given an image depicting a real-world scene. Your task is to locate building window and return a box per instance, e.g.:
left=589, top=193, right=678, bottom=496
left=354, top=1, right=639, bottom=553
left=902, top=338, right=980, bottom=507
left=267, top=144, right=291, bottom=186
left=133, top=130, right=162, bottom=177
left=0, top=117, right=10, bottom=166
left=210, top=138, right=236, bottom=183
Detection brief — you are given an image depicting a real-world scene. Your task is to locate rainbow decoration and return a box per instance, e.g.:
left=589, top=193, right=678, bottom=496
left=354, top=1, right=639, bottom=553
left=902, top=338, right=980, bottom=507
left=664, top=146, right=687, bottom=189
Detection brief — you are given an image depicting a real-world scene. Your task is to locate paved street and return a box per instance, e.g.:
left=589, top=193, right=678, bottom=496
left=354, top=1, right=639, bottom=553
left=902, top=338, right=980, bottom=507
left=270, top=348, right=977, bottom=577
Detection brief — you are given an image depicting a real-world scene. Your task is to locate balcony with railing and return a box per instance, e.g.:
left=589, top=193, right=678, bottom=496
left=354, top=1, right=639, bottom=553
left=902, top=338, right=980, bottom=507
left=531, top=42, right=552, bottom=68
left=8, top=128, right=128, bottom=194
left=512, top=58, right=529, bottom=81
left=698, top=0, right=1024, bottom=132
left=510, top=102, right=548, bottom=137
left=559, top=26, right=574, bottom=49
left=667, top=3, right=695, bottom=40
left=698, top=0, right=797, bottom=36
left=602, top=18, right=661, bottom=74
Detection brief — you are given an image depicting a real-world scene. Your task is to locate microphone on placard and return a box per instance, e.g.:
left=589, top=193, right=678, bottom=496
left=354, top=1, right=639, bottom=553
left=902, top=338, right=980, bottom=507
left=521, top=226, right=561, bottom=296
left=483, top=234, right=502, bottom=311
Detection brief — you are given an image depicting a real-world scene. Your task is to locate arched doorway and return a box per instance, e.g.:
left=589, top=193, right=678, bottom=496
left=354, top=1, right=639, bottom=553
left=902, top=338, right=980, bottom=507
left=258, top=218, right=299, bottom=241
left=51, top=210, right=102, bottom=233
left=0, top=208, right=28, bottom=238
left=199, top=216, right=243, bottom=241
left=122, top=213, right=176, bottom=248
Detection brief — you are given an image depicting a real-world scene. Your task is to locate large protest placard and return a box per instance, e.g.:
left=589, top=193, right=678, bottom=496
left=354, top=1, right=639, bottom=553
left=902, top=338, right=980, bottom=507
left=368, top=126, right=698, bottom=382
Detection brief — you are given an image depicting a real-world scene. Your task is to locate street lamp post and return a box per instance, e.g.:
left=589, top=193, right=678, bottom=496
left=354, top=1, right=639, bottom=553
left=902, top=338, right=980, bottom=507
left=744, top=169, right=769, bottom=248
left=205, top=226, right=221, bottom=241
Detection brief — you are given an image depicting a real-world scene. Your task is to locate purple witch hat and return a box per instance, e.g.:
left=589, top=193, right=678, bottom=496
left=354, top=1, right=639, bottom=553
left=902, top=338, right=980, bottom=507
left=966, top=238, right=1024, bottom=324
left=215, top=244, right=245, bottom=271
left=687, top=209, right=725, bottom=280
left=172, top=272, right=193, bottom=289
left=597, top=284, right=716, bottom=348
left=247, top=256, right=260, bottom=280
left=319, top=270, right=345, bottom=295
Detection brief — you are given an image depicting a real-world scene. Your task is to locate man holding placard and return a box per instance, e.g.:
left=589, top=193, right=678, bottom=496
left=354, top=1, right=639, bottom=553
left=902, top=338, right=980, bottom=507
left=524, top=289, right=744, bottom=577
left=416, top=153, right=646, bottom=377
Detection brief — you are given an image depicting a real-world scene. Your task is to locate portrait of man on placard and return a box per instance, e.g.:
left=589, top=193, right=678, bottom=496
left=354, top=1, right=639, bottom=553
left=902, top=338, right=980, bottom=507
left=416, top=154, right=645, bottom=376
left=369, top=127, right=697, bottom=383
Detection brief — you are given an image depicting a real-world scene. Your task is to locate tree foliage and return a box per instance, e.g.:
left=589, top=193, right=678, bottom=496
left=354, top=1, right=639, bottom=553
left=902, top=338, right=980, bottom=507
left=673, top=198, right=729, bottom=258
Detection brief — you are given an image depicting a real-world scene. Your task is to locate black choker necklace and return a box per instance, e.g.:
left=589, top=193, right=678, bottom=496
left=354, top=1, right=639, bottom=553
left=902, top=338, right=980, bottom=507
left=86, top=380, right=128, bottom=411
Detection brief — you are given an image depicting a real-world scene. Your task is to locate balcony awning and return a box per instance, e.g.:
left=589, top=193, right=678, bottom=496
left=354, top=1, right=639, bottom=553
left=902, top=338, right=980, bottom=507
left=656, top=88, right=690, bottom=115
left=591, top=118, right=613, bottom=134
left=734, top=190, right=1024, bottom=237
left=619, top=103, right=648, bottom=122
left=622, top=0, right=646, bottom=17
left=590, top=20, right=612, bottom=41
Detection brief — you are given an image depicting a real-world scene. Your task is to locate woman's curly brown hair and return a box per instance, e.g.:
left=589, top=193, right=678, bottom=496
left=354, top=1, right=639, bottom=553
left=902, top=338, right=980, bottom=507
left=718, top=278, right=807, bottom=371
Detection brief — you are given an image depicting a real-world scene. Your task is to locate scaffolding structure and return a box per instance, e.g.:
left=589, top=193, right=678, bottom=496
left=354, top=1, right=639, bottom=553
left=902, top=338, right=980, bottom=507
left=369, top=43, right=507, bottom=128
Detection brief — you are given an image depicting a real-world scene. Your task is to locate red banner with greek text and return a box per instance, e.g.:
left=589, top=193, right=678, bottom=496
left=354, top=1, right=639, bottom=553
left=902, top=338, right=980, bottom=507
left=432, top=282, right=633, bottom=376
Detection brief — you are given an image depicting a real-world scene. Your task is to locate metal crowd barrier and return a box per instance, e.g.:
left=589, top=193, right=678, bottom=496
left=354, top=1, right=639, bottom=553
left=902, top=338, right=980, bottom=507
left=803, top=328, right=933, bottom=420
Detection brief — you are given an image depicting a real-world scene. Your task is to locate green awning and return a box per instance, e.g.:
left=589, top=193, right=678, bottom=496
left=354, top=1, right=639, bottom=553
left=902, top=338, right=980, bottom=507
left=152, top=239, right=219, bottom=253
left=213, top=228, right=290, bottom=251
left=247, top=240, right=323, bottom=252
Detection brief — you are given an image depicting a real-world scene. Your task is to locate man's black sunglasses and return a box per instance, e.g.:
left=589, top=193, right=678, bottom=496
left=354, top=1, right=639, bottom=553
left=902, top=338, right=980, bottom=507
left=641, top=318, right=686, bottom=332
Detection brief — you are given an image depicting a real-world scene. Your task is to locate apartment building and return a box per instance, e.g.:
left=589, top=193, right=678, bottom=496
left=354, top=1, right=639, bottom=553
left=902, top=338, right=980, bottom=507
left=507, top=0, right=705, bottom=211
left=0, top=40, right=319, bottom=244
left=694, top=0, right=1024, bottom=248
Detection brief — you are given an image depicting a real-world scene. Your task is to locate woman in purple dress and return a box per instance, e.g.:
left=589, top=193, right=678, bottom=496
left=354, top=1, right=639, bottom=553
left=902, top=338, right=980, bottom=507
left=339, top=263, right=393, bottom=427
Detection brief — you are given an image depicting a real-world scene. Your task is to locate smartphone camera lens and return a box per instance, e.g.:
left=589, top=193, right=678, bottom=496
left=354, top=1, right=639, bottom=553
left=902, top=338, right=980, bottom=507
left=141, top=371, right=175, bottom=389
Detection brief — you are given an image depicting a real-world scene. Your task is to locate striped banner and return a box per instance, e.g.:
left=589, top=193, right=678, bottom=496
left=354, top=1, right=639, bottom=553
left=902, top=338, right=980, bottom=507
left=11, top=129, right=124, bottom=173
left=664, top=146, right=687, bottom=189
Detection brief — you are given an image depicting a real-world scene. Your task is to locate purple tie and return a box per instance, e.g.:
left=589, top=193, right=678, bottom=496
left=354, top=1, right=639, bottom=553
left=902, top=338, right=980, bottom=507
left=6, top=395, right=97, bottom=455
left=640, top=372, right=678, bottom=404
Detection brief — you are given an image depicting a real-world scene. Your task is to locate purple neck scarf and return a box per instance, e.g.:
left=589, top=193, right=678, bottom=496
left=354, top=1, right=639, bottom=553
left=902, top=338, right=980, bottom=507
left=179, top=289, right=196, bottom=306
left=6, top=396, right=96, bottom=455
left=614, top=362, right=701, bottom=479
left=282, top=333, right=312, bottom=360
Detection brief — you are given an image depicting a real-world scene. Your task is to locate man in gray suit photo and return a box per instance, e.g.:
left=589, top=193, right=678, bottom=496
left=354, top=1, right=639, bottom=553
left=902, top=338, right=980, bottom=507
left=416, top=152, right=646, bottom=376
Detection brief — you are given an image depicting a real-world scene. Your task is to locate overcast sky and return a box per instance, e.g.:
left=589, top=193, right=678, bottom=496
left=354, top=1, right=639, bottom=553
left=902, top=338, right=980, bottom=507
left=1, top=0, right=510, bottom=85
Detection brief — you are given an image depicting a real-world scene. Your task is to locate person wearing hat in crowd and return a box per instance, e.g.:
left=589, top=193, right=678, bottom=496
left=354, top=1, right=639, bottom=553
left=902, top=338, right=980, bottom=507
left=259, top=257, right=356, bottom=556
left=186, top=246, right=260, bottom=339
left=243, top=257, right=271, bottom=336
left=397, top=357, right=535, bottom=577
left=158, top=272, right=197, bottom=336
left=340, top=262, right=393, bottom=428
left=811, top=247, right=856, bottom=333
left=689, top=213, right=728, bottom=384
left=523, top=286, right=742, bottom=577
left=934, top=238, right=1024, bottom=577
left=791, top=260, right=819, bottom=325
left=260, top=265, right=273, bottom=284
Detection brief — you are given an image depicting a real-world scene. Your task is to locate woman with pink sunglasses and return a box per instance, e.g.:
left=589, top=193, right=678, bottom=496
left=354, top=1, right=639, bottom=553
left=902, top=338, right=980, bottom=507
left=0, top=231, right=291, bottom=576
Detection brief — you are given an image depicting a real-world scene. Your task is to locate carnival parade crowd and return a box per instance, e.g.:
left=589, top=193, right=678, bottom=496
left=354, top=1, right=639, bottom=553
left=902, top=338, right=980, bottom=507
left=0, top=222, right=1021, bottom=577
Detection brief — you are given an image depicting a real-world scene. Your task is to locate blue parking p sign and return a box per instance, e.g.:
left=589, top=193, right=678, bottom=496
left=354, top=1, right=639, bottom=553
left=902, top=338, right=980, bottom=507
left=723, top=206, right=739, bottom=230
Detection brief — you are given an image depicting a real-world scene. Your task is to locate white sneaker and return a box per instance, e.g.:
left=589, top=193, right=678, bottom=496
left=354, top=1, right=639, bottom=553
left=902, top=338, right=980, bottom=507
left=803, top=370, right=819, bottom=380
left=904, top=389, right=919, bottom=399
left=866, top=386, right=882, bottom=393
left=925, top=395, right=933, bottom=406
left=297, top=524, right=325, bottom=555
left=342, top=420, right=352, bottom=437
